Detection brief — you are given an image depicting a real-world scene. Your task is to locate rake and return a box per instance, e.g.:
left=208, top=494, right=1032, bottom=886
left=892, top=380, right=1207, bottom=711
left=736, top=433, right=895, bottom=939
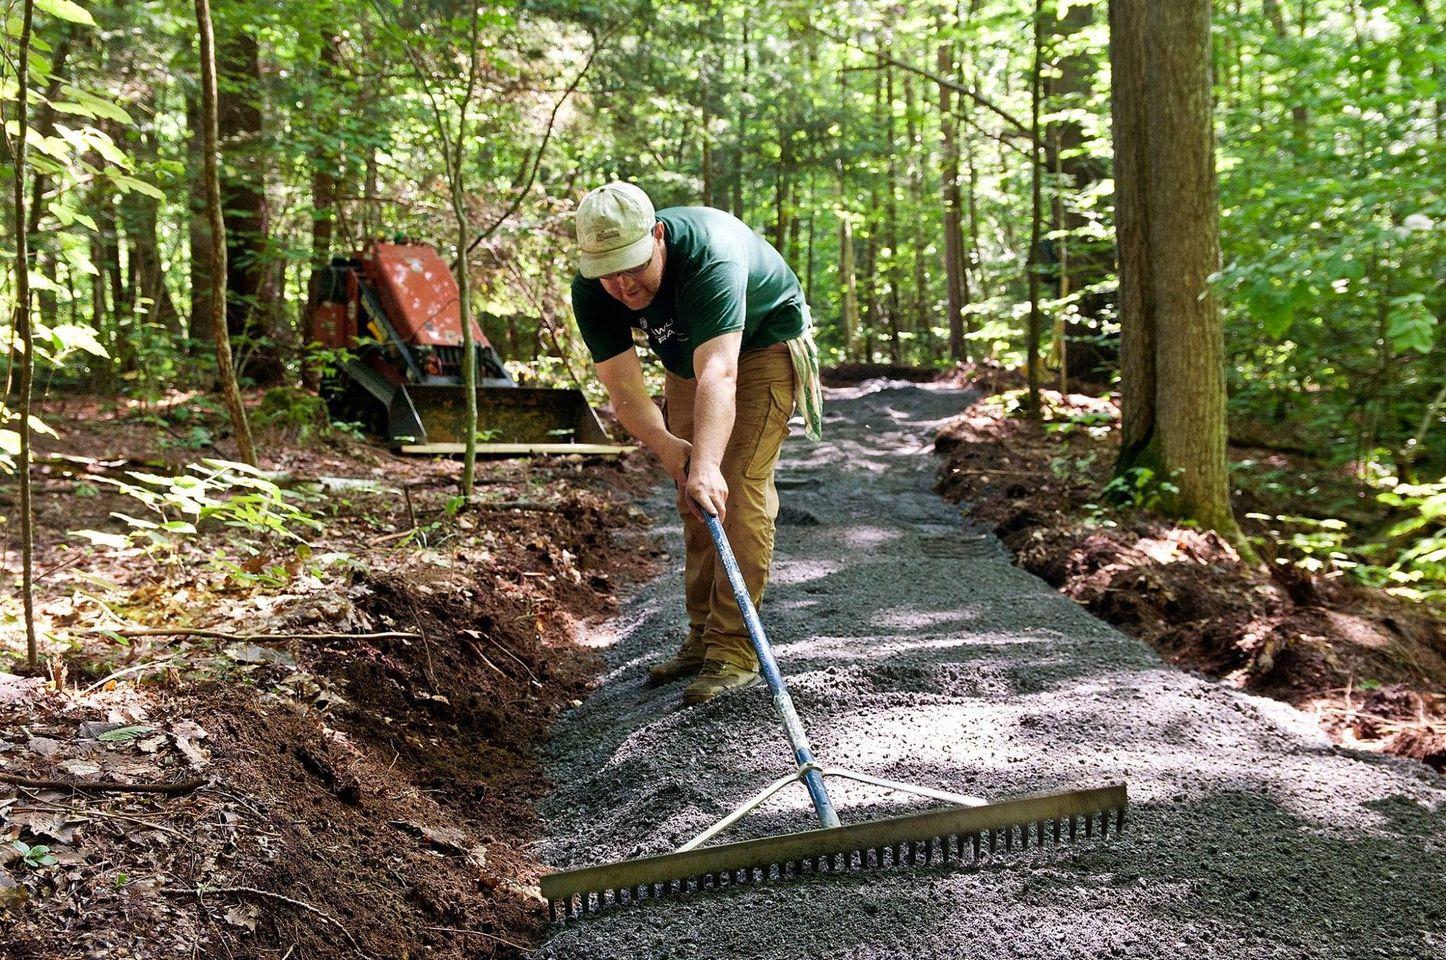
left=542, top=513, right=1127, bottom=921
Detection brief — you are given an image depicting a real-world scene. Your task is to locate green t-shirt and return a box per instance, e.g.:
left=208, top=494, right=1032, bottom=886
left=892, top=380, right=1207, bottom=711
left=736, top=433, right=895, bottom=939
left=571, top=206, right=807, bottom=379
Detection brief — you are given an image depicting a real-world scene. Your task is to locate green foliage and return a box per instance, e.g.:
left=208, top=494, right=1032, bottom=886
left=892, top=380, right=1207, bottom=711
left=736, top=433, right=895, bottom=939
left=1101, top=467, right=1181, bottom=513
left=255, top=387, right=331, bottom=440
left=11, top=841, right=57, bottom=869
left=73, top=459, right=324, bottom=559
left=1214, top=0, right=1444, bottom=473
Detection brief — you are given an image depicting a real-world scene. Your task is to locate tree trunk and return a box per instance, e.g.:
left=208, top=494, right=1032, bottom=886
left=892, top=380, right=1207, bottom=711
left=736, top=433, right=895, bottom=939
left=904, top=69, right=928, bottom=352
left=1111, top=0, right=1246, bottom=544
left=196, top=0, right=257, bottom=466
left=218, top=25, right=284, bottom=386
left=938, top=24, right=968, bottom=362
left=732, top=22, right=749, bottom=217
left=9, top=0, right=38, bottom=670
left=119, top=93, right=181, bottom=336
left=839, top=208, right=860, bottom=362
left=1048, top=1, right=1111, bottom=382
left=186, top=88, right=214, bottom=346
left=884, top=56, right=901, bottom=364
left=1025, top=0, right=1045, bottom=417
left=306, top=29, right=343, bottom=390
left=1263, top=0, right=1309, bottom=146
left=26, top=29, right=73, bottom=332
left=1110, top=0, right=1154, bottom=466
left=96, top=178, right=128, bottom=342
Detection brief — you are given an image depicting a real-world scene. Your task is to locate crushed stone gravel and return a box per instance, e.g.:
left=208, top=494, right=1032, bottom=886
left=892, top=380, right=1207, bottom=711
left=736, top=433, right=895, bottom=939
left=538, top=382, right=1446, bottom=960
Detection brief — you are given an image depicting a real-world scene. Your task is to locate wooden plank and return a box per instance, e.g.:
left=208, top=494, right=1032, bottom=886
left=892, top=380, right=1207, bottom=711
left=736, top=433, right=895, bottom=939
left=399, top=442, right=636, bottom=457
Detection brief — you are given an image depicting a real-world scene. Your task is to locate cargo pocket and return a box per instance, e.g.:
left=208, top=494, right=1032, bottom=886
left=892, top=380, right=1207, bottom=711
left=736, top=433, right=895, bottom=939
left=743, top=381, right=794, bottom=482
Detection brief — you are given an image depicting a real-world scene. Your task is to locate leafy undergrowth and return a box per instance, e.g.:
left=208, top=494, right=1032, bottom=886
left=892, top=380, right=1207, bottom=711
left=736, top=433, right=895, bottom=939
left=0, top=392, right=662, bottom=958
left=933, top=368, right=1445, bottom=772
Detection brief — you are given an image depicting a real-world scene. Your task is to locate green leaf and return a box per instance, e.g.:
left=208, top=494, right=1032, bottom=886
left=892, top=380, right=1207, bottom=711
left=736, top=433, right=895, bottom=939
left=61, top=86, right=133, bottom=124
left=1386, top=298, right=1436, bottom=354
left=34, top=0, right=95, bottom=24
left=109, top=173, right=164, bottom=200
left=72, top=529, right=132, bottom=549
left=48, top=100, right=97, bottom=119
left=47, top=323, right=109, bottom=357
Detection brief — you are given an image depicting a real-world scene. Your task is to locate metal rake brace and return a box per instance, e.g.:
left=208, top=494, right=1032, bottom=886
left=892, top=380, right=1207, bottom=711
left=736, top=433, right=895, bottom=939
left=541, top=513, right=1127, bottom=921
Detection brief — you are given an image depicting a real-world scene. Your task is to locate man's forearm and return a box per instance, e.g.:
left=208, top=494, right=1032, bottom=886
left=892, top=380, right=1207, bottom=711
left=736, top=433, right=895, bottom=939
left=611, top=390, right=673, bottom=454
left=691, top=372, right=736, bottom=471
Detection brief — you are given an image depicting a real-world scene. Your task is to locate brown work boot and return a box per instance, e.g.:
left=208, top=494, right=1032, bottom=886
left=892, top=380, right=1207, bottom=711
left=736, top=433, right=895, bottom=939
left=646, top=637, right=707, bottom=686
left=682, top=660, right=762, bottom=705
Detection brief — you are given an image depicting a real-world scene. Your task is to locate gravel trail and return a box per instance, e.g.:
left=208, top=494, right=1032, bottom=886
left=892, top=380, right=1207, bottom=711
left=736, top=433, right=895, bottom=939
left=538, top=382, right=1445, bottom=960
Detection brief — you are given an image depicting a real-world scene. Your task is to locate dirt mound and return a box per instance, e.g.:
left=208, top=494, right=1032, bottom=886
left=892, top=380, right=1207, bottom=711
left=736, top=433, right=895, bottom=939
left=934, top=387, right=1446, bottom=771
left=821, top=363, right=945, bottom=386
left=2, top=395, right=664, bottom=957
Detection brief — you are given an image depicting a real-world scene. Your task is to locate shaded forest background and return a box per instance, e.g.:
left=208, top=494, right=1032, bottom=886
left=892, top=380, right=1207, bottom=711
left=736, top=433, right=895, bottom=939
left=2, top=0, right=1444, bottom=596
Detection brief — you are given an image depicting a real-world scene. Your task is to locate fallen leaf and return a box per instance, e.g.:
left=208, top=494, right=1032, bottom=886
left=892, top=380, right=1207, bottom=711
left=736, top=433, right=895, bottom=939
left=171, top=720, right=208, bottom=742
left=25, top=737, right=61, bottom=758
left=174, top=737, right=210, bottom=769
left=57, top=759, right=100, bottom=777
left=97, top=726, right=153, bottom=743
left=136, top=736, right=167, bottom=754
left=223, top=903, right=261, bottom=930
left=0, top=675, right=45, bottom=706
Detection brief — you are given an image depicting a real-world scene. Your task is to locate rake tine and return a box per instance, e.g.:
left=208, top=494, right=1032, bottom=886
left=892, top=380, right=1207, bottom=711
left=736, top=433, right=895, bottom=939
left=1100, top=811, right=1109, bottom=839
left=1086, top=813, right=1096, bottom=839
left=1116, top=805, right=1127, bottom=833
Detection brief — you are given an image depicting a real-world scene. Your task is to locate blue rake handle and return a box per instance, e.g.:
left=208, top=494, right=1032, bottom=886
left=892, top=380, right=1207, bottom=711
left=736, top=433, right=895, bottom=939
left=703, top=512, right=841, bottom=830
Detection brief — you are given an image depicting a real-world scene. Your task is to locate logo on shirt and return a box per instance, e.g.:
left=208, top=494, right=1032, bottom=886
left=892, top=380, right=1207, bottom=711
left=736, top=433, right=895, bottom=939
left=643, top=316, right=678, bottom=345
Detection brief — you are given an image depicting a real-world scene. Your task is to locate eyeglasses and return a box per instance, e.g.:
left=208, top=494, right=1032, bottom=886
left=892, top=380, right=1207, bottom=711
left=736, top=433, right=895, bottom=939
left=600, top=249, right=655, bottom=282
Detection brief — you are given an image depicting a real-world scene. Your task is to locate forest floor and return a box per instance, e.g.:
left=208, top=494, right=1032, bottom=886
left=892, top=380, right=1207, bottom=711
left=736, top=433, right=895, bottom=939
left=931, top=363, right=1446, bottom=772
left=3, top=374, right=1441, bottom=959
left=0, top=390, right=661, bottom=959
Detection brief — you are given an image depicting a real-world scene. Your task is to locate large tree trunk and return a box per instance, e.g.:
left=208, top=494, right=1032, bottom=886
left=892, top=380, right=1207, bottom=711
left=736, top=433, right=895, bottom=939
left=1110, top=0, right=1245, bottom=543
left=218, top=25, right=285, bottom=386
left=1110, top=0, right=1154, bottom=466
left=196, top=0, right=257, bottom=465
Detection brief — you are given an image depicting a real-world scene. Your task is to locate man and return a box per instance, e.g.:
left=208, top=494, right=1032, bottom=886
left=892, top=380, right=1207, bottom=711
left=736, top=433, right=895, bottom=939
left=570, top=182, right=822, bottom=705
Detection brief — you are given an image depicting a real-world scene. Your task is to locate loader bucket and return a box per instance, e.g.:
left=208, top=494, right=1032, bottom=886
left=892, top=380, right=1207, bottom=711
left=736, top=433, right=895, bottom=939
left=390, top=384, right=631, bottom=456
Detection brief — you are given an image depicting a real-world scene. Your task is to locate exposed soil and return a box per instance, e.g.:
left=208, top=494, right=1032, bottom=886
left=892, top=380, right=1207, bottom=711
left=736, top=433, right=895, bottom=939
left=820, top=362, right=945, bottom=386
left=932, top=367, right=1446, bottom=771
left=0, top=391, right=662, bottom=958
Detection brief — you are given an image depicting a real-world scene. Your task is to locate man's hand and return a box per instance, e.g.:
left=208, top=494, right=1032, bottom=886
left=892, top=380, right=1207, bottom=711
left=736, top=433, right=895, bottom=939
left=685, top=461, right=728, bottom=523
left=659, top=434, right=692, bottom=488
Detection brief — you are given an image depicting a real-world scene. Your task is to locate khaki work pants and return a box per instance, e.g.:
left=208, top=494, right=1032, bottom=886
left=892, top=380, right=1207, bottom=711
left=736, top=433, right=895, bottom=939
left=663, top=344, right=795, bottom=671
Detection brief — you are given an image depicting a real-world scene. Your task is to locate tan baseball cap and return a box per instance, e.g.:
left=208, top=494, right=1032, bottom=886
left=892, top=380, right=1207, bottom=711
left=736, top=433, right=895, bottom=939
left=575, top=182, right=656, bottom=279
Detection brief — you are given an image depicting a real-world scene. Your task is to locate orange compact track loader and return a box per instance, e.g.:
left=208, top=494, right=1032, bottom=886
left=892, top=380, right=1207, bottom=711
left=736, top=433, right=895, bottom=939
left=306, top=240, right=628, bottom=456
